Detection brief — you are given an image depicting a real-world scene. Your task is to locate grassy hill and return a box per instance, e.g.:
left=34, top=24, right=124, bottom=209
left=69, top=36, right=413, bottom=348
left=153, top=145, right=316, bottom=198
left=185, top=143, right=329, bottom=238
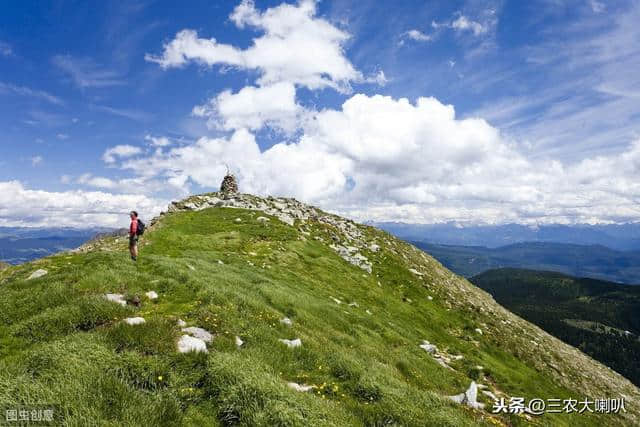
left=0, top=193, right=638, bottom=426
left=471, top=268, right=640, bottom=387
left=412, top=242, right=640, bottom=284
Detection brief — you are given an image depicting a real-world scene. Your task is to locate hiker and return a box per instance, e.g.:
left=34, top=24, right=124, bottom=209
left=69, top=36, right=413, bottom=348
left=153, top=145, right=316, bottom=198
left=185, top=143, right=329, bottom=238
left=129, top=211, right=144, bottom=261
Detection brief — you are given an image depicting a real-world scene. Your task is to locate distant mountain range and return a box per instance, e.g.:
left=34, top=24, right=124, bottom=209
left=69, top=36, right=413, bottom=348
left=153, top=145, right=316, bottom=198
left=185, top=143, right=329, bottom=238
left=376, top=222, right=640, bottom=251
left=471, top=268, right=640, bottom=386
left=412, top=241, right=640, bottom=284
left=0, top=227, right=113, bottom=264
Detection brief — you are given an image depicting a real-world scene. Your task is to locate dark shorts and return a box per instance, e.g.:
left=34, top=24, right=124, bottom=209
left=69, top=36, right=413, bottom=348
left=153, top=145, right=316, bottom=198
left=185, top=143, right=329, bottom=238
left=129, top=235, right=138, bottom=247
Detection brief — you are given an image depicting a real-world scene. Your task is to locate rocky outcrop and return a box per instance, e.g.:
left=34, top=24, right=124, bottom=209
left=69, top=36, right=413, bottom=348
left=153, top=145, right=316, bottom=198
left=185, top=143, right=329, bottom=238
left=166, top=192, right=375, bottom=273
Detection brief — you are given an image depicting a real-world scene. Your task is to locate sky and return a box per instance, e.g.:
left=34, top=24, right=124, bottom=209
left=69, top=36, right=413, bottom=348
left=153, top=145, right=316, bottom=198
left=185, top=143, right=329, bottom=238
left=1, top=0, right=639, bottom=228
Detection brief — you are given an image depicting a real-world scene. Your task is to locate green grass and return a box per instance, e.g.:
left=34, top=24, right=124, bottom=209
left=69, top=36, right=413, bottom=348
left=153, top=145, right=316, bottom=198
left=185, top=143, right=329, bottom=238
left=0, top=200, right=637, bottom=426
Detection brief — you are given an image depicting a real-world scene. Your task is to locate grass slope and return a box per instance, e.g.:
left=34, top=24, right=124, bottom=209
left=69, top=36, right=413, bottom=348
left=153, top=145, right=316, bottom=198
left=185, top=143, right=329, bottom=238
left=471, top=268, right=640, bottom=387
left=0, top=193, right=638, bottom=426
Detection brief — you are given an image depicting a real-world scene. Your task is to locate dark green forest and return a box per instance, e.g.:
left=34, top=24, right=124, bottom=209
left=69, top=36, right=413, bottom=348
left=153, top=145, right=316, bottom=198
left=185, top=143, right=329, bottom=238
left=471, top=268, right=640, bottom=386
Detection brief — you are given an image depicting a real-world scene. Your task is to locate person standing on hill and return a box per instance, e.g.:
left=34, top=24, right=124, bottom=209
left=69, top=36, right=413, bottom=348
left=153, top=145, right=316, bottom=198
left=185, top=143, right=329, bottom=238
left=129, top=211, right=140, bottom=261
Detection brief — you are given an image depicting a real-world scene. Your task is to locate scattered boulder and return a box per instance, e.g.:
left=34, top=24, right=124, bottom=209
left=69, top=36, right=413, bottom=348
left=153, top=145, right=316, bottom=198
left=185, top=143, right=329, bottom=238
left=182, top=327, right=213, bottom=343
left=408, top=268, right=423, bottom=276
left=448, top=381, right=485, bottom=409
left=234, top=218, right=242, bottom=223
left=177, top=319, right=187, bottom=327
left=475, top=328, right=483, bottom=335
left=257, top=216, right=269, bottom=223
left=280, top=317, right=293, bottom=326
left=287, top=382, right=316, bottom=392
left=177, top=335, right=208, bottom=354
left=27, top=269, right=48, bottom=280
left=279, top=338, right=302, bottom=348
left=124, top=317, right=145, bottom=325
left=235, top=336, right=244, bottom=347
left=330, top=297, right=342, bottom=305
left=105, top=293, right=127, bottom=306
left=427, top=295, right=433, bottom=301
left=145, top=291, right=159, bottom=300
left=419, top=340, right=437, bottom=354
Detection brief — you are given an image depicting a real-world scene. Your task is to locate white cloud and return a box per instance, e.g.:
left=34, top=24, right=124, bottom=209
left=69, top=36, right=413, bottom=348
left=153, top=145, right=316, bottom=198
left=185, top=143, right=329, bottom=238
left=52, top=55, right=125, bottom=88
left=56, top=133, right=69, bottom=140
left=404, top=29, right=432, bottom=42
left=55, top=0, right=639, bottom=227
left=93, top=105, right=152, bottom=121
left=145, top=135, right=171, bottom=147
left=145, top=0, right=360, bottom=92
left=77, top=174, right=117, bottom=189
left=31, top=156, right=43, bottom=166
left=0, top=181, right=165, bottom=227
left=103, top=145, right=143, bottom=164
left=0, top=82, right=64, bottom=106
left=451, top=15, right=487, bottom=36
left=193, top=82, right=302, bottom=133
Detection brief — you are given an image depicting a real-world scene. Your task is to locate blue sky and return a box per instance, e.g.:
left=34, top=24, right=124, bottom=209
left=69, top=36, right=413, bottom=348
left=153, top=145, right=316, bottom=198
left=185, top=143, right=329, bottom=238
left=1, top=0, right=639, bottom=227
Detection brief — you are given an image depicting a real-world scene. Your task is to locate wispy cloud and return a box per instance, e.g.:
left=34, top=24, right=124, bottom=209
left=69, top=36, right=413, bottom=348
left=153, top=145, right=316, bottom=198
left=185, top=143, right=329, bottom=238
left=0, top=82, right=65, bottom=105
left=403, top=29, right=432, bottom=42
left=92, top=104, right=152, bottom=121
left=52, top=54, right=126, bottom=88
left=30, top=156, right=43, bottom=166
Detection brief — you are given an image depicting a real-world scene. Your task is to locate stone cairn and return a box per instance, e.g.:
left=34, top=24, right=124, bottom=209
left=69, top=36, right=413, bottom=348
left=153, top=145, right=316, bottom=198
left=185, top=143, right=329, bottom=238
left=220, top=169, right=238, bottom=198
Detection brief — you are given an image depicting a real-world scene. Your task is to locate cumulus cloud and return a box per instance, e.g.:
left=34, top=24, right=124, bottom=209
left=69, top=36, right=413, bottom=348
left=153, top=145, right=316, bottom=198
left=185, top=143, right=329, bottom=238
left=0, top=181, right=166, bottom=227
left=103, top=145, right=143, bottom=164
left=193, top=82, right=302, bottom=133
left=145, top=0, right=360, bottom=92
left=34, top=0, right=640, bottom=227
left=108, top=89, right=640, bottom=224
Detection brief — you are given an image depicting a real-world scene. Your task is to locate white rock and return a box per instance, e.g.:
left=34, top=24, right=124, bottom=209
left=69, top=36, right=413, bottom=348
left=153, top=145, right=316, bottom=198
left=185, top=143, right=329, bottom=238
left=287, top=382, right=316, bottom=392
left=420, top=340, right=437, bottom=354
left=408, top=268, right=423, bottom=276
left=235, top=336, right=244, bottom=347
left=427, top=295, right=433, bottom=301
left=448, top=381, right=485, bottom=409
left=482, top=390, right=499, bottom=401
left=105, top=293, right=127, bottom=306
left=280, top=317, right=293, bottom=326
left=124, top=317, right=145, bottom=325
left=366, top=309, right=373, bottom=315
left=234, top=218, right=242, bottom=223
left=475, top=328, right=483, bottom=335
left=330, top=297, right=342, bottom=305
left=369, top=243, right=380, bottom=252
left=279, top=338, right=302, bottom=348
left=187, top=264, right=196, bottom=271
left=348, top=302, right=359, bottom=307
left=27, top=269, right=48, bottom=280
left=145, top=291, right=159, bottom=300
left=218, top=260, right=224, bottom=265
left=177, top=319, right=187, bottom=327
left=182, top=327, right=213, bottom=343
left=177, top=335, right=208, bottom=353
left=257, top=216, right=270, bottom=222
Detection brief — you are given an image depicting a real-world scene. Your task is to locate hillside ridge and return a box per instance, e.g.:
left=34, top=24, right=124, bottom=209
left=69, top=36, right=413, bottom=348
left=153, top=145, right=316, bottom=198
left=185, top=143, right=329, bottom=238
left=1, top=191, right=639, bottom=426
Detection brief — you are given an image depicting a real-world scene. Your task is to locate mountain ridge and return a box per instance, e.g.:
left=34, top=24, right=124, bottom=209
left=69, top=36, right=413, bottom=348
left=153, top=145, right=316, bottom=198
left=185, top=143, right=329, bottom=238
left=1, top=192, right=638, bottom=426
